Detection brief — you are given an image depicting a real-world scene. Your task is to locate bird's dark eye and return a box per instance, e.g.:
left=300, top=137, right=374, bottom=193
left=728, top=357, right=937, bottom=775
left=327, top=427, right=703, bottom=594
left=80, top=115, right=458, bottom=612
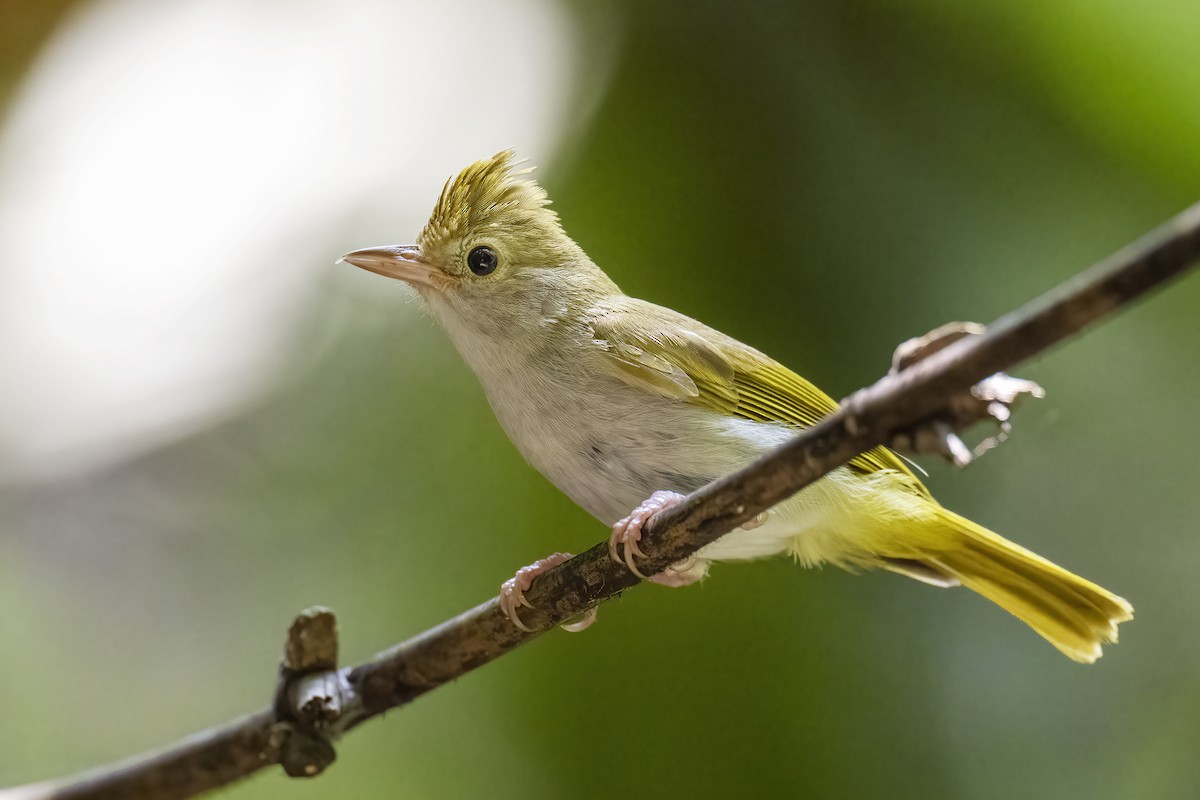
left=467, top=246, right=498, bottom=276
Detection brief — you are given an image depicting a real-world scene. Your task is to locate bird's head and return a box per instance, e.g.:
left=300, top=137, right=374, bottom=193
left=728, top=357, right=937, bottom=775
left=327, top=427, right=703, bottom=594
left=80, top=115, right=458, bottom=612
left=341, top=150, right=617, bottom=341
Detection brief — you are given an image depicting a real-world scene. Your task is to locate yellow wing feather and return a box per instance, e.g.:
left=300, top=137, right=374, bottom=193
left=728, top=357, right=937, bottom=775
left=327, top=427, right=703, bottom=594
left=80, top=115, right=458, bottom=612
left=588, top=298, right=924, bottom=490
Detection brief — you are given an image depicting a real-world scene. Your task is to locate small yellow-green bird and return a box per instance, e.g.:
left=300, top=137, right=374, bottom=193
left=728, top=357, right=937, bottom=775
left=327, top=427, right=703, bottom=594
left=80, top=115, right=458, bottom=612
left=341, top=150, right=1132, bottom=662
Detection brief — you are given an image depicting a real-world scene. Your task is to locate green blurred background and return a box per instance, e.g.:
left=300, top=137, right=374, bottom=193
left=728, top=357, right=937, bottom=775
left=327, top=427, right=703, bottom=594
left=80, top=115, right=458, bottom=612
left=2, top=0, right=1199, bottom=798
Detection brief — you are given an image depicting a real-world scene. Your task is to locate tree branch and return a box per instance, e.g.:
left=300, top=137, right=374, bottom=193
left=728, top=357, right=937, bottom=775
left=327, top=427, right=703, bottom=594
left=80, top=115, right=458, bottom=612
left=6, top=202, right=1198, bottom=800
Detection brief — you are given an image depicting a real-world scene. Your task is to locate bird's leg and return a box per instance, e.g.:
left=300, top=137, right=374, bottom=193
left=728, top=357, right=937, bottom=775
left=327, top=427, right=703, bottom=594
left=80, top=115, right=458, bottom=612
left=499, top=553, right=598, bottom=633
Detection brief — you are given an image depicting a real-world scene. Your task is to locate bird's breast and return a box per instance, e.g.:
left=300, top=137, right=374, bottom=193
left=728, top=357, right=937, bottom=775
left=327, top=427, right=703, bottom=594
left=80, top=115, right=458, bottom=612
left=474, top=356, right=793, bottom=525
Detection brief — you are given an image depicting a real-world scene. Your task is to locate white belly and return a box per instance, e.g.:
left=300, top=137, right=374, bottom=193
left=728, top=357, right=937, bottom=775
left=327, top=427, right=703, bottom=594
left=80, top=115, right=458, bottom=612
left=490, top=372, right=758, bottom=512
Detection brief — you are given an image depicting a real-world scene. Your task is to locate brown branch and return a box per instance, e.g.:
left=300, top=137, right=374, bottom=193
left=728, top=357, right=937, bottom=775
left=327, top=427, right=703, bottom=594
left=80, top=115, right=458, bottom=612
left=5, top=201, right=1198, bottom=800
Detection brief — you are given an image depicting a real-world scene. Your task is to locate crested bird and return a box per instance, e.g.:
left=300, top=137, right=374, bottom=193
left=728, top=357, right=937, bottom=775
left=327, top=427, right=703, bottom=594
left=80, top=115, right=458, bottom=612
left=340, top=150, right=1132, bottom=662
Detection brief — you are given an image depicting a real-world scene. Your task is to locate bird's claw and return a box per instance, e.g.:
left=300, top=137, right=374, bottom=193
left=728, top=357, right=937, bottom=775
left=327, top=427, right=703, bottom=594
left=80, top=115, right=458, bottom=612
left=559, top=608, right=598, bottom=633
left=500, top=552, right=595, bottom=633
left=889, top=322, right=1044, bottom=467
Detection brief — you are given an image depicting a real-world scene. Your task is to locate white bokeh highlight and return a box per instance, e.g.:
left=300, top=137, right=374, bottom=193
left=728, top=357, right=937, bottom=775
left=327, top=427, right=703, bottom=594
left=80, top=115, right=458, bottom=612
left=0, top=0, right=601, bottom=482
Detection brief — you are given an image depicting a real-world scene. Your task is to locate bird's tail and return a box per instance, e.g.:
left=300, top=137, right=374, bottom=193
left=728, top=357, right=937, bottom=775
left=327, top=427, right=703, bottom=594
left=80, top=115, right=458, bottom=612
left=915, top=508, right=1133, bottom=663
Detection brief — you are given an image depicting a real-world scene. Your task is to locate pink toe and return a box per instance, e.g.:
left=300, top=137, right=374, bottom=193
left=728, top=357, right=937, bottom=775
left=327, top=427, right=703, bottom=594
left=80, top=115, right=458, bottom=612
left=499, top=553, right=576, bottom=633
left=608, top=491, right=688, bottom=580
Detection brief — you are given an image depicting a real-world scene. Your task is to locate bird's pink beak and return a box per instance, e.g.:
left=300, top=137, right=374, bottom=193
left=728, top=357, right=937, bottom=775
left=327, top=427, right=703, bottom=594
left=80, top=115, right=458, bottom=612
left=338, top=245, right=451, bottom=290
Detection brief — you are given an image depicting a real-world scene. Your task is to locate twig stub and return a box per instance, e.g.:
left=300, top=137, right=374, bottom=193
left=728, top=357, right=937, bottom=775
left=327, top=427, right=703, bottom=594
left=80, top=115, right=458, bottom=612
left=270, top=607, right=345, bottom=779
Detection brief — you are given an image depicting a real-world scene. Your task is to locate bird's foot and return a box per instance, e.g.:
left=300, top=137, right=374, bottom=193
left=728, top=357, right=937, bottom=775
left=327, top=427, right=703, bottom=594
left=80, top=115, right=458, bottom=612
left=499, top=553, right=597, bottom=633
left=889, top=321, right=1045, bottom=467
left=610, top=490, right=685, bottom=579
left=610, top=491, right=711, bottom=586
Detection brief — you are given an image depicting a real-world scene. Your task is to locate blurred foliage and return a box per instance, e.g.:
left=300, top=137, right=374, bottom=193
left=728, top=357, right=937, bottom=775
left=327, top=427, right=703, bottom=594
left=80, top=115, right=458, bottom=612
left=3, top=0, right=1200, bottom=798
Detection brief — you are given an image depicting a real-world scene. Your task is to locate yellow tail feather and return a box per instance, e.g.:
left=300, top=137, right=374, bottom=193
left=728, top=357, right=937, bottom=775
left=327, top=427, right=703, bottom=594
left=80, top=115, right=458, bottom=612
left=924, top=508, right=1133, bottom=663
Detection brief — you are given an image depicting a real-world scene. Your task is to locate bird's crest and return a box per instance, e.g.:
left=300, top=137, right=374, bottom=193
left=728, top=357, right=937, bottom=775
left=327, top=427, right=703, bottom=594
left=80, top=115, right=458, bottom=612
left=418, top=149, right=558, bottom=254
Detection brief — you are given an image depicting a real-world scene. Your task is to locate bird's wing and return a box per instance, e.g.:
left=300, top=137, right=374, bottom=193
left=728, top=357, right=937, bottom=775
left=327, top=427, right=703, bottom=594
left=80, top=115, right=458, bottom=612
left=587, top=298, right=924, bottom=484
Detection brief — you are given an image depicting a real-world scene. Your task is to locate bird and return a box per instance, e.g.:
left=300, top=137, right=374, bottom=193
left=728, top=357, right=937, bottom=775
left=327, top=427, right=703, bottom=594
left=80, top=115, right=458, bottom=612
left=340, top=149, right=1132, bottom=662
